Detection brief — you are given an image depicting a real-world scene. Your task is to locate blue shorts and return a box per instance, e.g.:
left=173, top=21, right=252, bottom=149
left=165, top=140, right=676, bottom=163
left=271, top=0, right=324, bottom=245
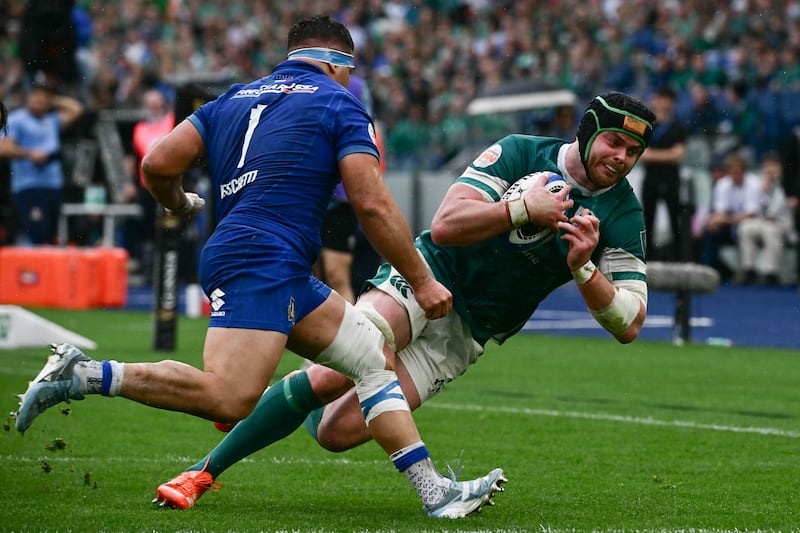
left=200, top=224, right=331, bottom=333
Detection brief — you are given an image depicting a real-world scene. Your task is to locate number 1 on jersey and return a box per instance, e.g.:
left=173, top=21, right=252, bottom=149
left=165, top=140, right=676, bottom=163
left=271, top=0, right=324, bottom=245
left=237, top=104, right=267, bottom=169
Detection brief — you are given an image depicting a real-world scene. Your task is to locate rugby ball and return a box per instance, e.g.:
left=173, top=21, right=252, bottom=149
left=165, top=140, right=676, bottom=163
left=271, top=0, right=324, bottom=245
left=500, top=171, right=567, bottom=250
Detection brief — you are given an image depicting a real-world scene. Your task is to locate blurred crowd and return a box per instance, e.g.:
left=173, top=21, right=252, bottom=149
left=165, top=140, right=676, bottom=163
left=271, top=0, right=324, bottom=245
left=1, top=0, right=800, bottom=285
left=2, top=0, right=800, bottom=166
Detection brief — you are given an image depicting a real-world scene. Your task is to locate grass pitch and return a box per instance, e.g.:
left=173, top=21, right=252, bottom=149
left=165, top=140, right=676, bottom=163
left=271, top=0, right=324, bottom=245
left=1, top=308, right=798, bottom=532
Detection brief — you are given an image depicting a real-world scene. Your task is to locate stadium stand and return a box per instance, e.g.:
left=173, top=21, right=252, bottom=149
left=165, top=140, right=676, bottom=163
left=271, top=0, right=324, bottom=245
left=1, top=0, right=799, bottom=287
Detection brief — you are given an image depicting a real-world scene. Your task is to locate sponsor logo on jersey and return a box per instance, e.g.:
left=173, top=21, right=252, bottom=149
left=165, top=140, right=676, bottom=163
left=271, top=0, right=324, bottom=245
left=220, top=170, right=258, bottom=199
left=472, top=143, right=502, bottom=168
left=232, top=83, right=319, bottom=98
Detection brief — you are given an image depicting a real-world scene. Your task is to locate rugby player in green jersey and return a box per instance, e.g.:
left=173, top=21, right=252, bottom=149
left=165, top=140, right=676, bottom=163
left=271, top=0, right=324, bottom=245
left=154, top=91, right=656, bottom=510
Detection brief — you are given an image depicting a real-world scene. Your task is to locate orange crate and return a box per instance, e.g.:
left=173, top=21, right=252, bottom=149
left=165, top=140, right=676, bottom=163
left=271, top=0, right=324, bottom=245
left=91, top=247, right=129, bottom=308
left=0, top=247, right=128, bottom=309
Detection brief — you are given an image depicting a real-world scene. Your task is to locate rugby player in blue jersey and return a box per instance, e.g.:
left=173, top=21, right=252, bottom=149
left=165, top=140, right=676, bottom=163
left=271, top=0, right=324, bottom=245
left=14, top=15, right=504, bottom=518
left=146, top=92, right=656, bottom=511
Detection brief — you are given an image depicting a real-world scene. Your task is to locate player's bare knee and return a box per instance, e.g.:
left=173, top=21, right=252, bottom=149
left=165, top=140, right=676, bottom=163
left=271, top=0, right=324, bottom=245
left=315, top=416, right=365, bottom=453
left=315, top=421, right=349, bottom=452
left=306, top=365, right=353, bottom=404
left=206, top=378, right=262, bottom=422
left=208, top=394, right=258, bottom=422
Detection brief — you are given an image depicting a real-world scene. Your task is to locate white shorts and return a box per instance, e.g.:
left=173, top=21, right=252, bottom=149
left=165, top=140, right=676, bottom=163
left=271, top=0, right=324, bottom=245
left=357, top=261, right=484, bottom=403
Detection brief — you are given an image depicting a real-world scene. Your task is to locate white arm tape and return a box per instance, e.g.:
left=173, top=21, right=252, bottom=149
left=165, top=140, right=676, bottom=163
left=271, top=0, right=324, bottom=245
left=506, top=197, right=529, bottom=227
left=590, top=286, right=642, bottom=336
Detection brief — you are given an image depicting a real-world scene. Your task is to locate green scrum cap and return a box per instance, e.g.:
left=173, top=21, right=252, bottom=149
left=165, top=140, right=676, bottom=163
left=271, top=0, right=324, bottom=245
left=576, top=92, right=655, bottom=166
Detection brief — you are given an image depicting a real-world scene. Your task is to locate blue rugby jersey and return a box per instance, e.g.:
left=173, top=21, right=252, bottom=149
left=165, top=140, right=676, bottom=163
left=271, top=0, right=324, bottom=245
left=189, top=60, right=380, bottom=264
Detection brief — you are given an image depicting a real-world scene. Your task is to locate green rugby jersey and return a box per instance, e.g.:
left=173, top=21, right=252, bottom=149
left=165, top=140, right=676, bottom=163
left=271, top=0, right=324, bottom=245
left=416, top=134, right=647, bottom=346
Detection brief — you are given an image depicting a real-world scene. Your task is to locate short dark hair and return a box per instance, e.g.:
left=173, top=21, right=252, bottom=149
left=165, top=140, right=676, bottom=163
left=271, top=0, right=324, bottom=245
left=287, top=15, right=354, bottom=54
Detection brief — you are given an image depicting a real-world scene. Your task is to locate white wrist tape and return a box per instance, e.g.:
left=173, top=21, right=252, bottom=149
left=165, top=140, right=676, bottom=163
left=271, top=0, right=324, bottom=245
left=506, top=197, right=529, bottom=227
left=590, top=286, right=641, bottom=335
left=572, top=261, right=598, bottom=285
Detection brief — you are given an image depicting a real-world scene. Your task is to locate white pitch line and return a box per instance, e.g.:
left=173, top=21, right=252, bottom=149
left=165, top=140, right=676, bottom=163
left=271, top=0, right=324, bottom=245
left=534, top=529, right=798, bottom=533
left=524, top=311, right=714, bottom=330
left=2, top=454, right=386, bottom=466
left=427, top=402, right=800, bottom=439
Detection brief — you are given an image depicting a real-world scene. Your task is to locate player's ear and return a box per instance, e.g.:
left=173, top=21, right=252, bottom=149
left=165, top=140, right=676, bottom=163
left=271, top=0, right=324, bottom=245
left=323, top=62, right=337, bottom=77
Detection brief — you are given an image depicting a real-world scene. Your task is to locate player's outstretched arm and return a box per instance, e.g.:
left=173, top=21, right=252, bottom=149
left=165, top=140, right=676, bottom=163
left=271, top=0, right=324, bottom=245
left=341, top=153, right=451, bottom=320
left=559, top=209, right=647, bottom=344
left=430, top=183, right=516, bottom=246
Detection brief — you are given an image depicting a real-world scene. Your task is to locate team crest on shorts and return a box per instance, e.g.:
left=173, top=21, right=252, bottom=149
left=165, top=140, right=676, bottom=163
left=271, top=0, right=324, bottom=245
left=287, top=297, right=296, bottom=324
left=389, top=275, right=412, bottom=299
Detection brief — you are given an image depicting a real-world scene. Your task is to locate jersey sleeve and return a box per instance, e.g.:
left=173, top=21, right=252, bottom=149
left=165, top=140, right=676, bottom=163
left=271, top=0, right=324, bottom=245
left=456, top=135, right=562, bottom=202
left=333, top=92, right=380, bottom=162
left=187, top=100, right=214, bottom=145
left=595, top=199, right=648, bottom=308
left=596, top=198, right=647, bottom=282
left=456, top=135, right=521, bottom=201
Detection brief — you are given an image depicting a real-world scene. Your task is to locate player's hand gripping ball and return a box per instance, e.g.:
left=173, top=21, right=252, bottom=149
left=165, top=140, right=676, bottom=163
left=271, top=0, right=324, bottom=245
left=500, top=171, right=568, bottom=250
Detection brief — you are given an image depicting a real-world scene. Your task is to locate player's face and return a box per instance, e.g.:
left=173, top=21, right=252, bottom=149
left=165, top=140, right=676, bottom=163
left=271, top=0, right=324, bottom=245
left=586, top=131, right=645, bottom=188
